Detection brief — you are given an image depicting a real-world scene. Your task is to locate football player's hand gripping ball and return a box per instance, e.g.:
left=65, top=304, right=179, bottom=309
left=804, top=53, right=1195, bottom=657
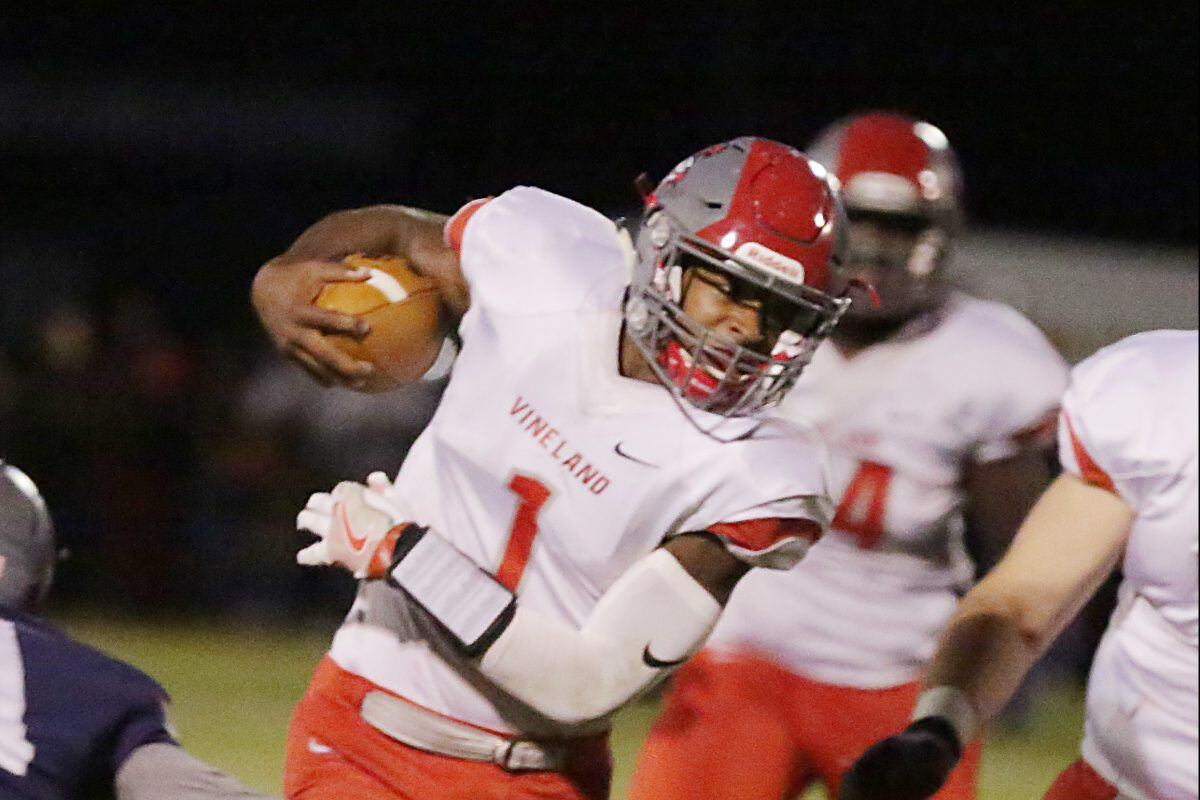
left=840, top=718, right=962, bottom=800
left=252, top=257, right=375, bottom=388
left=296, top=472, right=409, bottom=579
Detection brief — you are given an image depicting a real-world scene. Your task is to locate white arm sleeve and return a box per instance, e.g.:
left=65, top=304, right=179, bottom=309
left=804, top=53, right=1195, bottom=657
left=115, top=743, right=276, bottom=800
left=478, top=549, right=721, bottom=725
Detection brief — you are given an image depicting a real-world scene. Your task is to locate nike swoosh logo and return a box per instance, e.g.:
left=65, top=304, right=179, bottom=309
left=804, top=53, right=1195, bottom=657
left=614, top=442, right=659, bottom=468
left=340, top=505, right=368, bottom=552
left=642, top=645, right=688, bottom=669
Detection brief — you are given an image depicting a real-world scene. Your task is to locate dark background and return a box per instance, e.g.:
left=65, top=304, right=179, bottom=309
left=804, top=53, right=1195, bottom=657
left=3, top=4, right=1196, bottom=335
left=0, top=3, right=1195, bottom=610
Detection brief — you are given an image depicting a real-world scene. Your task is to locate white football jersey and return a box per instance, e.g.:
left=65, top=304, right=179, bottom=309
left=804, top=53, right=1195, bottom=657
left=711, top=294, right=1069, bottom=688
left=326, top=186, right=833, bottom=736
left=1060, top=330, right=1198, bottom=800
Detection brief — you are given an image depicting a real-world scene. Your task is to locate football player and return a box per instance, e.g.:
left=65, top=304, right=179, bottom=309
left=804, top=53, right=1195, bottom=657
left=251, top=138, right=852, bottom=800
left=842, top=329, right=1198, bottom=800
left=629, top=113, right=1069, bottom=800
left=0, top=460, right=276, bottom=800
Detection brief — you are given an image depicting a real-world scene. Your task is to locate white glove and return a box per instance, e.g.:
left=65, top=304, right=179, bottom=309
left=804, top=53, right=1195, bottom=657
left=296, top=471, right=412, bottom=579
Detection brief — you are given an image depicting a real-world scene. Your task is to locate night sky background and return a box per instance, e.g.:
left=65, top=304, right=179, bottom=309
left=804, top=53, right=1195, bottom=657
left=2, top=3, right=1195, bottom=339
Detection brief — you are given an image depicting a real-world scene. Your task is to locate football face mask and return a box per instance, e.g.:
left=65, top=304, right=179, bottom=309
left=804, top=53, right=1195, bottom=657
left=632, top=232, right=847, bottom=417
left=839, top=210, right=948, bottom=321
left=626, top=137, right=850, bottom=418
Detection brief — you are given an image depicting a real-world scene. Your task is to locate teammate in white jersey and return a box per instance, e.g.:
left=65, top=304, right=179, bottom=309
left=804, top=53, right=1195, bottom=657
left=843, top=329, right=1199, bottom=800
left=252, top=138, right=857, bottom=800
left=631, top=112, right=1068, bottom=800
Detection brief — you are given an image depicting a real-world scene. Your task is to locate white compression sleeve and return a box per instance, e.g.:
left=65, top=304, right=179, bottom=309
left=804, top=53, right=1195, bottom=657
left=478, top=549, right=722, bottom=725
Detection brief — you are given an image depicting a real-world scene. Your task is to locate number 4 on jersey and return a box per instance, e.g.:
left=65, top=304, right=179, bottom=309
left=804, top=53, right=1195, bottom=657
left=833, top=461, right=893, bottom=550
left=496, top=474, right=552, bottom=591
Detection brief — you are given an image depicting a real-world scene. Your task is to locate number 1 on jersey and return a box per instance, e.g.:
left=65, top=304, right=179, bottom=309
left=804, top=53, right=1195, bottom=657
left=496, top=474, right=552, bottom=591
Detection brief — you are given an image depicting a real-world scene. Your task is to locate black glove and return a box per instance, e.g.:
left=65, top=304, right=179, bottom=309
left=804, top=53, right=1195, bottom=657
left=840, top=717, right=962, bottom=800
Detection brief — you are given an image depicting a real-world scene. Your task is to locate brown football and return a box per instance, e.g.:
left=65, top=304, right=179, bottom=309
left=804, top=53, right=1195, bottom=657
left=315, top=254, right=444, bottom=392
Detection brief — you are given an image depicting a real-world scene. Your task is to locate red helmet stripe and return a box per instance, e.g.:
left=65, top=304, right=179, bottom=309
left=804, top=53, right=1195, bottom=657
left=695, top=139, right=839, bottom=290
left=835, top=114, right=930, bottom=185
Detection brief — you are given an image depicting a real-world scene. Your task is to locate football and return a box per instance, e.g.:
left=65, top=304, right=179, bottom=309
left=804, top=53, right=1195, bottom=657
left=315, top=253, right=445, bottom=392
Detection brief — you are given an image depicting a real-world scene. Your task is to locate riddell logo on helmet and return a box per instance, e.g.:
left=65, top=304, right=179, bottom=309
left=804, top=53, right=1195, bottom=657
left=735, top=242, right=805, bottom=283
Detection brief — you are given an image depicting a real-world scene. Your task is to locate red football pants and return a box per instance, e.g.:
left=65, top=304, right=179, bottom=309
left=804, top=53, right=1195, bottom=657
left=630, top=650, right=981, bottom=800
left=1042, top=759, right=1118, bottom=800
left=284, top=657, right=611, bottom=800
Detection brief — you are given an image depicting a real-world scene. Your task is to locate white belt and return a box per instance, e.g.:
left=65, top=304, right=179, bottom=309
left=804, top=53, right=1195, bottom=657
left=360, top=690, right=567, bottom=772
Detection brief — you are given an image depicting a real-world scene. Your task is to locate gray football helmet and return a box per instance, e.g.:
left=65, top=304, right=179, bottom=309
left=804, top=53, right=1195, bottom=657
left=0, top=461, right=57, bottom=610
left=627, top=137, right=850, bottom=418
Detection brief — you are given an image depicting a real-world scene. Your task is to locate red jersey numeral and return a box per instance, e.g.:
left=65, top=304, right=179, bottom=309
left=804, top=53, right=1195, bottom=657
left=832, top=461, right=893, bottom=550
left=496, top=474, right=552, bottom=591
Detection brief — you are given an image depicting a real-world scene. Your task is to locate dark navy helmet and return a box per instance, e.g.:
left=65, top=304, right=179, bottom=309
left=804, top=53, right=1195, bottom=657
left=0, top=461, right=57, bottom=610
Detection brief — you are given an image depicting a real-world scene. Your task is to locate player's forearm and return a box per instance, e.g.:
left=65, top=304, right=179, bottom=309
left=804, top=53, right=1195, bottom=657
left=115, top=743, right=276, bottom=800
left=922, top=567, right=1110, bottom=726
left=382, top=524, right=724, bottom=724
left=277, top=205, right=447, bottom=265
left=921, top=587, right=1052, bottom=725
left=923, top=473, right=1130, bottom=732
left=477, top=548, right=722, bottom=723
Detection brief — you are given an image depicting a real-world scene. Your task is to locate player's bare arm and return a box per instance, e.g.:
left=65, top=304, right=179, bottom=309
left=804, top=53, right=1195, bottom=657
left=923, top=472, right=1131, bottom=723
left=660, top=532, right=751, bottom=604
left=251, top=204, right=464, bottom=387
left=842, top=472, right=1132, bottom=800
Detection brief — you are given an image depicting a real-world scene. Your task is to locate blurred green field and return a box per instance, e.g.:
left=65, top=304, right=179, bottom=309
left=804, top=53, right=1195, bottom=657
left=57, top=614, right=1086, bottom=799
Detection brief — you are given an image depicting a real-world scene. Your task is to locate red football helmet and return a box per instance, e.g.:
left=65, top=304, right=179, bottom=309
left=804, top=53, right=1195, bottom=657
left=626, top=137, right=850, bottom=418
left=807, top=112, right=963, bottom=320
